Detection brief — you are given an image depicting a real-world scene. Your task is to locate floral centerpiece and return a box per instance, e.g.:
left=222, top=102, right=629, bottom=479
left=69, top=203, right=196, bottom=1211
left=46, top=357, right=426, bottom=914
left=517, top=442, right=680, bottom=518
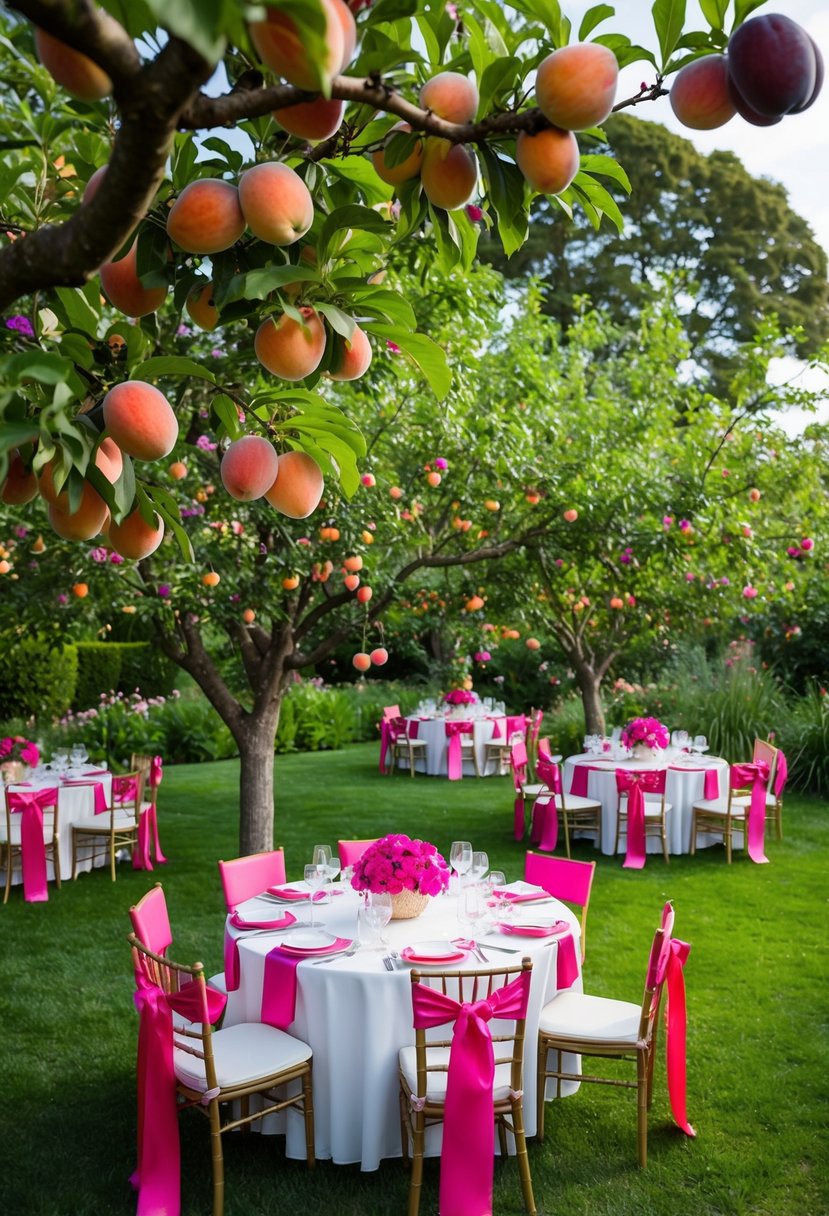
left=620, top=717, right=670, bottom=756
left=0, top=735, right=40, bottom=782
left=352, top=833, right=450, bottom=919
left=444, top=688, right=476, bottom=706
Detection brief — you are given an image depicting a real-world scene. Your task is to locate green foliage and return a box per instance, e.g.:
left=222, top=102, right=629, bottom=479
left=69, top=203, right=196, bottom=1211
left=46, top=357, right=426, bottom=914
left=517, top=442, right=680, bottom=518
left=275, top=682, right=356, bottom=753
left=780, top=683, right=829, bottom=797
left=116, top=641, right=178, bottom=701
left=72, top=641, right=179, bottom=709
left=0, top=635, right=77, bottom=720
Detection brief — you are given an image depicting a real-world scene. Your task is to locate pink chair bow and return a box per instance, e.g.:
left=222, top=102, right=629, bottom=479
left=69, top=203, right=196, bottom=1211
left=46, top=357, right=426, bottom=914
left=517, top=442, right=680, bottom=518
left=774, top=750, right=788, bottom=799
left=7, top=787, right=57, bottom=902
left=531, top=758, right=563, bottom=852
left=411, top=970, right=531, bottom=1216
left=131, top=970, right=227, bottom=1216
left=445, top=720, right=473, bottom=781
left=615, top=769, right=666, bottom=869
left=133, top=759, right=168, bottom=873
left=730, top=761, right=771, bottom=864
left=149, top=756, right=163, bottom=789
left=113, top=775, right=139, bottom=804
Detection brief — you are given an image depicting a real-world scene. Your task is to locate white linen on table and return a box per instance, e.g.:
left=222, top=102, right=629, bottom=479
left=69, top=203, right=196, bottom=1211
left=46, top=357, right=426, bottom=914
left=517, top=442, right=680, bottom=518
left=7, top=768, right=113, bottom=884
left=400, top=715, right=507, bottom=777
left=223, top=885, right=582, bottom=1168
left=563, top=754, right=730, bottom=855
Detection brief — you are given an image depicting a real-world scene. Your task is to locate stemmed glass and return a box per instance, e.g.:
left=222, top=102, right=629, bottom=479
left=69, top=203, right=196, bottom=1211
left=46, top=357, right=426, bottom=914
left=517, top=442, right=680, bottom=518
left=449, top=840, right=473, bottom=890
left=457, top=884, right=487, bottom=943
left=693, top=735, right=708, bottom=754
left=70, top=743, right=88, bottom=769
left=487, top=871, right=509, bottom=922
left=363, top=891, right=392, bottom=948
left=469, top=850, right=489, bottom=886
left=303, top=863, right=328, bottom=927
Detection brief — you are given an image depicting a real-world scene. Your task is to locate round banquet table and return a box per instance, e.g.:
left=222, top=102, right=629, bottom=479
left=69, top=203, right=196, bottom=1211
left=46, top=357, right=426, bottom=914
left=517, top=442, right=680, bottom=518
left=223, top=884, right=582, bottom=1169
left=6, top=767, right=113, bottom=885
left=563, top=752, right=730, bottom=855
left=400, top=714, right=508, bottom=777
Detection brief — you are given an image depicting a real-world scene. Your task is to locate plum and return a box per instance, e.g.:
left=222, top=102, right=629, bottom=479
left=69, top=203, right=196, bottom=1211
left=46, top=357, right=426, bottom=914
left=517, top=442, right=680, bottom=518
left=728, top=14, right=819, bottom=117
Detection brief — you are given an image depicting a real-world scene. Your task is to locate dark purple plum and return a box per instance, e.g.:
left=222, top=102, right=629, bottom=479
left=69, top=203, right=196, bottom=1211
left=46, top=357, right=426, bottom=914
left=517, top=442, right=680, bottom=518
left=790, top=37, right=824, bottom=114
left=727, top=76, right=783, bottom=126
left=728, top=13, right=818, bottom=117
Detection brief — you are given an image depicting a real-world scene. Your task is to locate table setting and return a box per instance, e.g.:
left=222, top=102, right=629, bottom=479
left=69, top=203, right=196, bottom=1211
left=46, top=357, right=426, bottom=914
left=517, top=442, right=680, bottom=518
left=394, top=694, right=523, bottom=778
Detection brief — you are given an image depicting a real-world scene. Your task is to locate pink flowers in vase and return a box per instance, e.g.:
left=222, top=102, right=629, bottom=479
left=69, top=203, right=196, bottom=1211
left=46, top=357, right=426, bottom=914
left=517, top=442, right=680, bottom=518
left=444, top=689, right=476, bottom=706
left=620, top=717, right=669, bottom=751
left=0, top=735, right=40, bottom=767
left=351, top=833, right=450, bottom=897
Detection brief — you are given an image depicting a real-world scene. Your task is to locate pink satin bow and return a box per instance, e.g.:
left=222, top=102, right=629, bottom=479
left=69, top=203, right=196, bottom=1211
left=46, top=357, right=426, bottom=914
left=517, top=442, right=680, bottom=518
left=149, top=756, right=163, bottom=788
left=774, top=750, right=788, bottom=799
left=530, top=758, right=563, bottom=852
left=730, top=761, right=770, bottom=864
left=616, top=769, right=666, bottom=869
left=7, top=787, right=57, bottom=902
left=445, top=720, right=473, bottom=781
left=657, top=939, right=696, bottom=1138
left=411, top=970, right=531, bottom=1216
left=113, top=775, right=139, bottom=804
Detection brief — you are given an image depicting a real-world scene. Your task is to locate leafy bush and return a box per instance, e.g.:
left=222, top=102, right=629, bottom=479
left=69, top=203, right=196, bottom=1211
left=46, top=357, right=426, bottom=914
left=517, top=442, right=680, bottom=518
left=117, top=642, right=178, bottom=699
left=73, top=643, right=123, bottom=710
left=0, top=636, right=77, bottom=720
left=72, top=641, right=179, bottom=709
left=779, top=683, right=829, bottom=797
left=275, top=682, right=356, bottom=753
left=541, top=697, right=587, bottom=758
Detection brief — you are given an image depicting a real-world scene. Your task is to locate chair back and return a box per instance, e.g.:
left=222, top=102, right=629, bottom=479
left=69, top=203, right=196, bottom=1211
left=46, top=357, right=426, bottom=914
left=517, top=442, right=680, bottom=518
left=534, top=755, right=562, bottom=795
left=509, top=741, right=529, bottom=795
left=111, top=771, right=142, bottom=813
left=615, top=767, right=667, bottom=805
left=383, top=704, right=402, bottom=720
left=524, top=852, right=595, bottom=958
left=537, top=737, right=552, bottom=761
left=752, top=738, right=777, bottom=787
left=130, top=882, right=173, bottom=955
left=218, top=848, right=287, bottom=912
left=528, top=708, right=544, bottom=748
left=6, top=785, right=60, bottom=840
left=337, top=839, right=378, bottom=869
left=131, top=753, right=162, bottom=805
left=642, top=901, right=676, bottom=1034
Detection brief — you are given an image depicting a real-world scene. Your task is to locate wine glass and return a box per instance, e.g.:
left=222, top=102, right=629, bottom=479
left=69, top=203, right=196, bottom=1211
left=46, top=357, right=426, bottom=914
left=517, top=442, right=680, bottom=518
left=693, top=735, right=708, bottom=754
left=303, top=863, right=328, bottom=927
left=469, top=850, right=489, bottom=886
left=675, top=730, right=689, bottom=751
left=363, top=891, right=393, bottom=947
left=312, top=844, right=332, bottom=867
left=457, top=884, right=486, bottom=942
left=449, top=841, right=473, bottom=889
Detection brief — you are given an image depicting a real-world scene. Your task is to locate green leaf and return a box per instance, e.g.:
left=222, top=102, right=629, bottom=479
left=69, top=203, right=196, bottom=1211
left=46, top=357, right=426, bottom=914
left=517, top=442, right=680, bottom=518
left=382, top=129, right=421, bottom=171
left=212, top=393, right=242, bottom=441
left=579, top=5, right=615, bottom=40
left=732, top=0, right=767, bottom=29
left=135, top=357, right=217, bottom=383
left=651, top=0, right=687, bottom=70
left=316, top=303, right=357, bottom=342
left=321, top=155, right=393, bottom=206
left=135, top=223, right=172, bottom=289
left=572, top=172, right=626, bottom=233
left=363, top=324, right=452, bottom=400
left=228, top=263, right=317, bottom=303
left=4, top=351, right=74, bottom=387
left=142, top=0, right=227, bottom=64
left=0, top=420, right=39, bottom=453
left=594, top=34, right=657, bottom=68
left=578, top=154, right=632, bottom=194
left=347, top=287, right=416, bottom=330
left=370, top=0, right=419, bottom=21
left=478, top=56, right=522, bottom=120
left=318, top=205, right=391, bottom=260
left=152, top=497, right=194, bottom=563
left=54, top=285, right=101, bottom=338
left=480, top=146, right=528, bottom=258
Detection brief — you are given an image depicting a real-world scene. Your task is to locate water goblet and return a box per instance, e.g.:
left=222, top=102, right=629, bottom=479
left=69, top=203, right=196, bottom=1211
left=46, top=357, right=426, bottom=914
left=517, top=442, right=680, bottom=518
left=457, top=884, right=486, bottom=942
left=449, top=840, right=473, bottom=890
left=303, top=863, right=328, bottom=927
left=469, top=850, right=489, bottom=886
left=693, top=735, right=708, bottom=754
left=363, top=891, right=393, bottom=948
left=312, top=843, right=332, bottom=867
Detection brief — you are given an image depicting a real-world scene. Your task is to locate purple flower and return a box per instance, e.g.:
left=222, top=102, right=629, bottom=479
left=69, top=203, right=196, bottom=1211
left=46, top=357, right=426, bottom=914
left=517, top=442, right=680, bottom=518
left=720, top=576, right=730, bottom=586
left=434, top=457, right=448, bottom=470
left=109, top=552, right=124, bottom=564
left=176, top=324, right=192, bottom=337
left=158, top=583, right=171, bottom=598
left=14, top=525, right=28, bottom=538
left=196, top=435, right=217, bottom=451
left=89, top=546, right=108, bottom=563
left=57, top=593, right=68, bottom=605
left=181, top=504, right=205, bottom=517
left=679, top=519, right=692, bottom=532
left=210, top=348, right=223, bottom=358
left=662, top=515, right=673, bottom=528
left=473, top=650, right=491, bottom=663
left=6, top=315, right=34, bottom=337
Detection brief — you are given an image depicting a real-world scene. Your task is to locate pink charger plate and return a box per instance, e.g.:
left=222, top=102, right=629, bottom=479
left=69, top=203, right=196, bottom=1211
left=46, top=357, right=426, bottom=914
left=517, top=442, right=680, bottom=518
left=278, top=936, right=351, bottom=957
left=401, top=944, right=466, bottom=965
left=497, top=920, right=570, bottom=938
left=229, top=910, right=297, bottom=931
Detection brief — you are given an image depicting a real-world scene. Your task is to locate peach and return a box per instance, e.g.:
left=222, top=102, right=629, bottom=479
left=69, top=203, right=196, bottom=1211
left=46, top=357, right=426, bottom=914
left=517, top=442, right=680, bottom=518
left=609, top=596, right=624, bottom=610
left=249, top=0, right=345, bottom=90
left=361, top=530, right=374, bottom=544
left=282, top=575, right=300, bottom=590
left=255, top=308, right=326, bottom=380
left=525, top=491, right=540, bottom=505
left=426, top=471, right=441, bottom=487
left=361, top=473, right=376, bottom=487
left=515, top=127, right=579, bottom=195
left=669, top=55, right=736, bottom=130
left=333, top=0, right=357, bottom=67
left=72, top=582, right=88, bottom=597
left=372, top=122, right=424, bottom=186
left=344, top=573, right=360, bottom=591
left=107, top=508, right=165, bottom=559
left=95, top=436, right=123, bottom=484
left=83, top=165, right=107, bottom=204
left=186, top=282, right=220, bottom=331
left=328, top=325, right=373, bottom=381
left=265, top=450, right=325, bottom=519
left=370, top=647, right=388, bottom=666
left=203, top=571, right=220, bottom=587
left=526, top=637, right=541, bottom=650
left=34, top=26, right=113, bottom=101
left=0, top=560, right=10, bottom=574
left=103, top=380, right=179, bottom=461
left=274, top=97, right=345, bottom=141
left=343, top=554, right=363, bottom=572
left=563, top=508, right=578, bottom=522
left=484, top=499, right=500, bottom=511
left=748, top=488, right=761, bottom=502
left=238, top=162, right=314, bottom=246
left=420, top=139, right=477, bottom=210
left=352, top=652, right=371, bottom=672
left=169, top=461, right=187, bottom=480
left=242, top=608, right=256, bottom=624
left=356, top=585, right=372, bottom=603
left=535, top=43, right=618, bottom=131
left=100, top=240, right=168, bottom=318
left=465, top=595, right=484, bottom=611
left=420, top=71, right=479, bottom=123
left=389, top=486, right=403, bottom=500
left=167, top=179, right=245, bottom=255
left=1, top=449, right=38, bottom=505
left=48, top=486, right=108, bottom=541
left=220, top=435, right=280, bottom=501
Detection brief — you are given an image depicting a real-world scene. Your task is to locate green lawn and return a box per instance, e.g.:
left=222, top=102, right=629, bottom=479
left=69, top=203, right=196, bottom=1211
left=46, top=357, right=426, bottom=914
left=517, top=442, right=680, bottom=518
left=2, top=742, right=828, bottom=1215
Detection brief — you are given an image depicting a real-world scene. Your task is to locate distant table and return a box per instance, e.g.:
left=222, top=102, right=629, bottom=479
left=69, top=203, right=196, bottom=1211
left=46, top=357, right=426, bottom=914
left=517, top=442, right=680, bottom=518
left=401, top=714, right=509, bottom=777
left=7, top=767, right=113, bottom=884
left=563, top=753, right=730, bottom=855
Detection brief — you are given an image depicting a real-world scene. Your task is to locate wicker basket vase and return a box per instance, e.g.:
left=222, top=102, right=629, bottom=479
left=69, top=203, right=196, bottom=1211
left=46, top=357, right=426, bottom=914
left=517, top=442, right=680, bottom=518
left=390, top=889, right=430, bottom=920
left=632, top=744, right=661, bottom=764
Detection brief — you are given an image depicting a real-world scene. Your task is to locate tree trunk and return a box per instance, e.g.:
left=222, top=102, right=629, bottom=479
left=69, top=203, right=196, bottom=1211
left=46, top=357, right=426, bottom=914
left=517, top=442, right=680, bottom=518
left=576, top=667, right=606, bottom=735
left=237, top=702, right=281, bottom=855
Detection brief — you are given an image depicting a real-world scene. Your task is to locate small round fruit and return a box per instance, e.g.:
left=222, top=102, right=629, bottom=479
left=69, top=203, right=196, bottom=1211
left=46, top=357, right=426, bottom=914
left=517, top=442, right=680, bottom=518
left=265, top=450, right=325, bottom=519
left=100, top=241, right=168, bottom=318
left=344, top=573, right=360, bottom=591
left=238, top=162, right=314, bottom=246
left=526, top=637, right=541, bottom=649
left=166, top=180, right=245, bottom=255
left=108, top=508, right=165, bottom=560
left=609, top=596, right=624, bottom=610
left=465, top=595, right=484, bottom=611
left=356, top=585, right=372, bottom=603
left=420, top=139, right=478, bottom=210
left=352, top=652, right=371, bottom=672
left=169, top=461, right=187, bottom=480
left=361, top=473, right=376, bottom=487
left=389, top=486, right=403, bottom=500
left=563, top=508, right=578, bottom=522
left=220, top=435, right=280, bottom=501
left=34, top=26, right=113, bottom=101
left=370, top=647, right=389, bottom=666
left=186, top=283, right=220, bottom=331
left=72, top=582, right=89, bottom=598
left=103, top=380, right=178, bottom=461
left=242, top=608, right=256, bottom=623
left=273, top=96, right=345, bottom=141
left=426, top=471, right=442, bottom=487
left=328, top=325, right=373, bottom=381
left=372, top=122, right=424, bottom=186
left=202, top=571, right=220, bottom=587
left=255, top=308, right=326, bottom=380
left=484, top=499, right=500, bottom=511
left=535, top=43, right=619, bottom=130
left=0, top=449, right=38, bottom=505
left=515, top=128, right=579, bottom=195
left=343, top=555, right=363, bottom=572
left=282, top=575, right=300, bottom=590
left=420, top=71, right=479, bottom=123
left=669, top=54, right=736, bottom=130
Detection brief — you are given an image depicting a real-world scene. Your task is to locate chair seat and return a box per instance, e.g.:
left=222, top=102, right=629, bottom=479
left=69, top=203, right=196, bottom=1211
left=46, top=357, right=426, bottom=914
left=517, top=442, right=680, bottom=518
left=619, top=797, right=673, bottom=818
left=558, top=794, right=601, bottom=812
left=693, top=799, right=745, bottom=818
left=731, top=792, right=778, bottom=808
left=72, top=811, right=138, bottom=831
left=396, top=738, right=428, bottom=751
left=175, top=1021, right=312, bottom=1092
left=207, top=971, right=228, bottom=995
left=539, top=990, right=641, bottom=1044
left=522, top=783, right=547, bottom=799
left=399, top=1044, right=516, bottom=1104
left=0, top=823, right=55, bottom=845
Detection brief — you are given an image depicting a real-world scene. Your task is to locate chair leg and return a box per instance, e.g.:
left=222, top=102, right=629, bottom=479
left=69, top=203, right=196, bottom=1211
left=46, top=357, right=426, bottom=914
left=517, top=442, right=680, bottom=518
left=302, top=1066, right=315, bottom=1167
left=777, top=801, right=783, bottom=841
left=511, top=1101, right=537, bottom=1215
left=725, top=821, right=732, bottom=865
left=110, top=834, right=117, bottom=882
left=408, top=1113, right=425, bottom=1216
left=689, top=811, right=697, bottom=856
left=52, top=837, right=61, bottom=889
left=661, top=817, right=669, bottom=865
left=637, top=1053, right=649, bottom=1168
left=208, top=1098, right=225, bottom=1216
left=536, top=1039, right=546, bottom=1141
left=71, top=830, right=78, bottom=880
left=497, top=1117, right=508, bottom=1159
left=562, top=813, right=572, bottom=860
left=614, top=807, right=623, bottom=857
left=399, top=1091, right=410, bottom=1167
left=3, top=844, right=11, bottom=904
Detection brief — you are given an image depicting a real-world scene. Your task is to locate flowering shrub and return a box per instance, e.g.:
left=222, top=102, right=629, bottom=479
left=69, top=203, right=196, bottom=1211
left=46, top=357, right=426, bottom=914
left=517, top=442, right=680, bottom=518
left=0, top=734, right=39, bottom=766
left=621, top=716, right=670, bottom=750
left=351, top=833, right=450, bottom=896
left=444, top=689, right=476, bottom=706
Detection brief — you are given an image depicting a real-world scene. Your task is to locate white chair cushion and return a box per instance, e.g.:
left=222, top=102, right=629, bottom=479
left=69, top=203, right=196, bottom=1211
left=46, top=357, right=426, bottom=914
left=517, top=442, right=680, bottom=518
left=207, top=971, right=227, bottom=995
left=558, top=794, right=601, bottom=811
left=539, top=990, right=642, bottom=1043
left=731, top=793, right=777, bottom=808
left=72, top=810, right=138, bottom=830
left=693, top=799, right=745, bottom=817
left=174, top=1021, right=311, bottom=1092
left=398, top=1045, right=516, bottom=1104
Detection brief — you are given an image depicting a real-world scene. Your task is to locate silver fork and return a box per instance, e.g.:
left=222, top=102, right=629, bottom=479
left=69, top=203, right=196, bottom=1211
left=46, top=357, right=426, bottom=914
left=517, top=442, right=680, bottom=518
left=312, top=942, right=360, bottom=965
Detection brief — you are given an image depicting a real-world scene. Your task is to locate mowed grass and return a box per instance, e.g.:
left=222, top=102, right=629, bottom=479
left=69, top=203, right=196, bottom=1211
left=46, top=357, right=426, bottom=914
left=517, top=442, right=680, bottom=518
left=1, top=742, right=828, bottom=1216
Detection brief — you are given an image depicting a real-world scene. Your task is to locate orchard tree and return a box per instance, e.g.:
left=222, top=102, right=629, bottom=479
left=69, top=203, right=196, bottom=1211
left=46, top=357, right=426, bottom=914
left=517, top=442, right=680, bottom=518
left=0, top=0, right=824, bottom=849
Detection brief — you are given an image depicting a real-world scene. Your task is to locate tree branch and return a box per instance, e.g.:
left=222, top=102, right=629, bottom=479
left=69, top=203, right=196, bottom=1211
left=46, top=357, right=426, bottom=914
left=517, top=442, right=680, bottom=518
left=10, top=0, right=142, bottom=91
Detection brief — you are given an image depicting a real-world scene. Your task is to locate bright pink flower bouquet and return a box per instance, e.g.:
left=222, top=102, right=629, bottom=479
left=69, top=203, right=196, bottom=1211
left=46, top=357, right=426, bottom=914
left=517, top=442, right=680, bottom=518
left=0, top=735, right=40, bottom=767
left=444, top=689, right=475, bottom=706
left=351, top=833, right=450, bottom=896
left=621, top=717, right=669, bottom=751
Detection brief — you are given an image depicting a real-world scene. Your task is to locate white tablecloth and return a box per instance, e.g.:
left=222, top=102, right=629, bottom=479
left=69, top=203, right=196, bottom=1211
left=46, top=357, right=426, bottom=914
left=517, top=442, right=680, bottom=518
left=223, top=885, right=582, bottom=1168
left=400, top=715, right=508, bottom=777
left=563, top=754, right=730, bottom=855
left=7, top=767, right=113, bottom=884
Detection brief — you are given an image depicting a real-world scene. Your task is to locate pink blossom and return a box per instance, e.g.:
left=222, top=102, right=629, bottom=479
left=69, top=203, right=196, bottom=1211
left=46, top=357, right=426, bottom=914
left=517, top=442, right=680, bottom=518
left=786, top=546, right=800, bottom=557
left=196, top=435, right=217, bottom=451
left=89, top=546, right=108, bottom=563
left=351, top=833, right=450, bottom=897
left=742, top=585, right=758, bottom=599
left=465, top=204, right=483, bottom=222
left=679, top=519, right=692, bottom=532
left=434, top=457, right=448, bottom=470
left=386, top=340, right=401, bottom=354
left=473, top=650, right=491, bottom=663
left=800, top=537, right=814, bottom=551
left=109, top=552, right=124, bottom=565
left=662, top=516, right=673, bottom=528
left=620, top=716, right=669, bottom=751
left=685, top=572, right=695, bottom=582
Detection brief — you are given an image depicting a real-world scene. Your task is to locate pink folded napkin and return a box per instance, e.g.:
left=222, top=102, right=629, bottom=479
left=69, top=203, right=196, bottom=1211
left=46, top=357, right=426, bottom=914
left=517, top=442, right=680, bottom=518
left=492, top=889, right=550, bottom=904
left=497, top=919, right=570, bottom=937
left=497, top=922, right=579, bottom=989
left=229, top=910, right=297, bottom=932
left=261, top=938, right=351, bottom=1028
left=266, top=885, right=343, bottom=901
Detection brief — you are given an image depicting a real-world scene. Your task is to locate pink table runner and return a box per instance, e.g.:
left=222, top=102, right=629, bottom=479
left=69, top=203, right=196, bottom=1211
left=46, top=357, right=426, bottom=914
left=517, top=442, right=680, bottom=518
left=570, top=759, right=720, bottom=800
left=261, top=938, right=351, bottom=1028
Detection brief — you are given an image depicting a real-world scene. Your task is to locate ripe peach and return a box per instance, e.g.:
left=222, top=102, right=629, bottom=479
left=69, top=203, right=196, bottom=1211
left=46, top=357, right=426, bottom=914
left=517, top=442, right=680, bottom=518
left=255, top=308, right=326, bottom=380
left=484, top=499, right=500, bottom=512
left=282, top=575, right=300, bottom=590
left=72, top=582, right=88, bottom=598
left=320, top=526, right=340, bottom=542
left=83, top=165, right=107, bottom=204
left=48, top=487, right=108, bottom=542
left=103, top=381, right=179, bottom=461
left=241, top=608, right=256, bottom=624
left=169, top=461, right=187, bottom=480
left=344, top=555, right=363, bottom=572
left=420, top=139, right=477, bottom=210
left=465, top=595, right=484, bottom=611
left=249, top=0, right=345, bottom=90
left=220, top=435, right=280, bottom=501
left=352, top=652, right=371, bottom=672
left=202, top=571, right=220, bottom=587
left=563, top=508, right=578, bottom=522
left=1, top=449, right=38, bottom=505
left=389, top=486, right=403, bottom=500
left=525, top=491, right=540, bottom=505
left=333, top=0, right=357, bottom=67
left=95, top=437, right=123, bottom=484
left=0, top=560, right=10, bottom=574
left=361, top=530, right=374, bottom=544
left=670, top=55, right=736, bottom=130
left=370, top=647, right=388, bottom=666
left=239, top=162, right=314, bottom=246
left=344, top=573, right=360, bottom=591
left=100, top=240, right=168, bottom=318
left=420, top=71, right=479, bottom=123
left=372, top=122, right=424, bottom=186
left=34, top=25, right=113, bottom=101
left=186, top=283, right=220, bottom=331
left=515, top=127, right=579, bottom=195
left=108, top=508, right=165, bottom=559
left=728, top=14, right=819, bottom=118
left=535, top=43, right=618, bottom=131
left=748, top=487, right=762, bottom=502
left=526, top=637, right=541, bottom=650
left=361, top=473, right=376, bottom=487
left=274, top=97, right=345, bottom=141
left=426, top=471, right=442, bottom=487
left=167, top=180, right=245, bottom=255
left=609, top=596, right=624, bottom=610
left=328, top=325, right=373, bottom=381
left=265, top=450, right=325, bottom=519
left=356, top=585, right=372, bottom=603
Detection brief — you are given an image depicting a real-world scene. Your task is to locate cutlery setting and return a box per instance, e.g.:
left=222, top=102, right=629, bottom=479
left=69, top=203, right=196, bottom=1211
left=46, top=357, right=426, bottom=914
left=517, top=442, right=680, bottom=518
left=312, top=942, right=360, bottom=965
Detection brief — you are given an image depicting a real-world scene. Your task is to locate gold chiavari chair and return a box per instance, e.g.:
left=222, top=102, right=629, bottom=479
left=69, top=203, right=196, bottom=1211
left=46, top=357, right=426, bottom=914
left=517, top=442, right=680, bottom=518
left=71, top=770, right=142, bottom=881
left=1, top=785, right=61, bottom=903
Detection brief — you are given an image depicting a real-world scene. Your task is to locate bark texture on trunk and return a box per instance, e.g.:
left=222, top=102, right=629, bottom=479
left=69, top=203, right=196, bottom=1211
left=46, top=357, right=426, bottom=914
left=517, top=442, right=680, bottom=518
left=237, top=708, right=280, bottom=855
left=576, top=667, right=606, bottom=736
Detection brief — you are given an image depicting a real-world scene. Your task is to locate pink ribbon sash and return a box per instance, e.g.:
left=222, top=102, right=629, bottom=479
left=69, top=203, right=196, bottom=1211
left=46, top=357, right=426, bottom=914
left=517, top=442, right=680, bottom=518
left=774, top=750, right=788, bottom=798
left=505, top=714, right=526, bottom=741
left=133, top=803, right=167, bottom=872
left=531, top=758, right=563, bottom=852
left=569, top=764, right=590, bottom=797
left=616, top=769, right=665, bottom=869
left=703, top=768, right=719, bottom=799
left=7, top=787, right=57, bottom=902
left=661, top=939, right=696, bottom=1138
left=411, top=970, right=531, bottom=1216
left=488, top=717, right=501, bottom=739
left=445, top=721, right=473, bottom=781
left=730, top=761, right=770, bottom=864
left=260, top=940, right=349, bottom=1027
left=113, top=775, right=139, bottom=804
